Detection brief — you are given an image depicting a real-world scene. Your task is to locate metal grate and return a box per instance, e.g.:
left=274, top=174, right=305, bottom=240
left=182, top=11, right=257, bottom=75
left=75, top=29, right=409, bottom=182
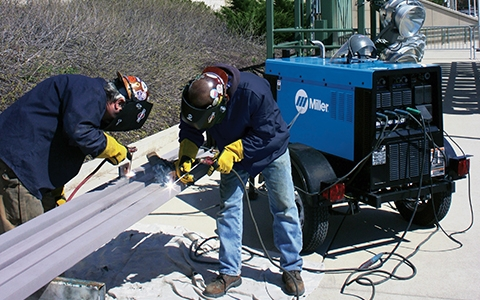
left=389, top=140, right=430, bottom=182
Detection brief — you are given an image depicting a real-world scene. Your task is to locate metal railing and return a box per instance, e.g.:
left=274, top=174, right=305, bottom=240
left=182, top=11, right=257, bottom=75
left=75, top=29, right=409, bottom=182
left=268, top=24, right=479, bottom=59
left=421, top=25, right=478, bottom=59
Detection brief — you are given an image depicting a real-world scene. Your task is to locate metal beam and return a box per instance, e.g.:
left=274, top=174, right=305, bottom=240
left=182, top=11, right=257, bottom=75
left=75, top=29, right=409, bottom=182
left=0, top=150, right=208, bottom=300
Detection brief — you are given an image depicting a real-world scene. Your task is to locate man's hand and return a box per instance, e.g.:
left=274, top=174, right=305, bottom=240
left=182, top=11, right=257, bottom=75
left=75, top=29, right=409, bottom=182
left=210, top=139, right=243, bottom=174
left=176, top=155, right=195, bottom=184
left=97, top=133, right=134, bottom=165
left=52, top=186, right=67, bottom=206
left=175, top=139, right=199, bottom=184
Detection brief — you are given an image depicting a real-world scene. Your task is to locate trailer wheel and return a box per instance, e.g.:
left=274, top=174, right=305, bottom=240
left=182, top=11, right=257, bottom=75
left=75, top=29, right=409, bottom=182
left=394, top=191, right=452, bottom=226
left=289, top=143, right=336, bottom=253
left=293, top=185, right=329, bottom=253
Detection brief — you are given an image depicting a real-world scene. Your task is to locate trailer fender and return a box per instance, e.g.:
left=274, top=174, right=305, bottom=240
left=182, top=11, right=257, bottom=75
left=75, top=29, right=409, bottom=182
left=289, top=143, right=337, bottom=206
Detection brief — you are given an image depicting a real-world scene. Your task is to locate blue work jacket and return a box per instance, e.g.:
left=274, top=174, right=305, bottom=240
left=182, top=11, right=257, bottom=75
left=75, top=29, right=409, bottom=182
left=0, top=74, right=109, bottom=199
left=180, top=71, right=290, bottom=177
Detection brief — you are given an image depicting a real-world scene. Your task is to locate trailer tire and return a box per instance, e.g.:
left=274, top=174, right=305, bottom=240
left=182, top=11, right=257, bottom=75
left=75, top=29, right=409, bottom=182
left=294, top=189, right=329, bottom=253
left=289, top=143, right=336, bottom=253
left=394, top=191, right=452, bottom=226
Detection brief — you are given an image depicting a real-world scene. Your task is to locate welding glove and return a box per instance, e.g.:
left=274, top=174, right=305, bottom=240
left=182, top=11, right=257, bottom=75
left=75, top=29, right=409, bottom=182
left=52, top=186, right=67, bottom=206
left=97, top=133, right=131, bottom=165
left=175, top=139, right=199, bottom=184
left=210, top=139, right=243, bottom=174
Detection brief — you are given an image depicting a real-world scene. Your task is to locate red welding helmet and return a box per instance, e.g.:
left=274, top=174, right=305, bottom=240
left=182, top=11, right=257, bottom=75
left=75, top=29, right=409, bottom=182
left=104, top=72, right=153, bottom=131
left=181, top=67, right=229, bottom=130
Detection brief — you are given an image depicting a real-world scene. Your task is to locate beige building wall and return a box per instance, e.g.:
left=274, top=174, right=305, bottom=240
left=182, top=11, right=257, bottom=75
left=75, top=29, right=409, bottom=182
left=352, top=0, right=478, bottom=30
left=421, top=0, right=478, bottom=26
left=199, top=0, right=477, bottom=29
left=193, top=0, right=225, bottom=11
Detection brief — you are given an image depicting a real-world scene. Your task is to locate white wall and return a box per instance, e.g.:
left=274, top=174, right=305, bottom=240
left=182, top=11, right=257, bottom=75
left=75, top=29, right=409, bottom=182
left=192, top=0, right=226, bottom=11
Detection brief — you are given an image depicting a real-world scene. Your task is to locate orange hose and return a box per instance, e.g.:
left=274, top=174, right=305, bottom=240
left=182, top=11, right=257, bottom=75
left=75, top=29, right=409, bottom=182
left=67, top=159, right=108, bottom=202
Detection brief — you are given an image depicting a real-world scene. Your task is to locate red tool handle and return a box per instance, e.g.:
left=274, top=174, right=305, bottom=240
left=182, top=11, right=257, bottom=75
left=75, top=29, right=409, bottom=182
left=198, top=157, right=219, bottom=169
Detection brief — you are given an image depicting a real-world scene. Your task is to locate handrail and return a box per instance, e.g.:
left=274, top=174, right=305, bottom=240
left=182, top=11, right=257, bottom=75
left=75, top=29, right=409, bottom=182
left=421, top=25, right=477, bottom=59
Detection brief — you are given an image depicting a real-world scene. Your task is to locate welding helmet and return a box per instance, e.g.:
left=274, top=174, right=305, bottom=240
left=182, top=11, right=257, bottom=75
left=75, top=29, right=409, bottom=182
left=181, top=66, right=229, bottom=130
left=104, top=72, right=153, bottom=131
left=331, top=34, right=377, bottom=63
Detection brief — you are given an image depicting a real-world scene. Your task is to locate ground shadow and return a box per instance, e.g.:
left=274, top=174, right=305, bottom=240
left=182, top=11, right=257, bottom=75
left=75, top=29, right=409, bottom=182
left=436, top=62, right=480, bottom=115
left=169, top=179, right=427, bottom=263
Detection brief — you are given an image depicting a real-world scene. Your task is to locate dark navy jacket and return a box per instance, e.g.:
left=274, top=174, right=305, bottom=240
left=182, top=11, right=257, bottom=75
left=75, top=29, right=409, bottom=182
left=179, top=69, right=290, bottom=177
left=0, top=74, right=109, bottom=199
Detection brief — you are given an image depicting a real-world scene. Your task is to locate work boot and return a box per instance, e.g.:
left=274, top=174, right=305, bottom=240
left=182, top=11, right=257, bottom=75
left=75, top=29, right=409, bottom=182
left=203, top=274, right=242, bottom=298
left=282, top=270, right=305, bottom=296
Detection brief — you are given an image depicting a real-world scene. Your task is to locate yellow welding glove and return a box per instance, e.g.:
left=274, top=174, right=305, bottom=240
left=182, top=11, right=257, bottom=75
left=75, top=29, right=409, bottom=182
left=97, top=133, right=130, bottom=165
left=175, top=139, right=199, bottom=184
left=211, top=139, right=243, bottom=174
left=52, top=186, right=66, bottom=206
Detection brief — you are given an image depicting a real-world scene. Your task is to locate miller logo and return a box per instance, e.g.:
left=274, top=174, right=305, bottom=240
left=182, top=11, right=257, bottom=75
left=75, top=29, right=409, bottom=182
left=294, top=89, right=329, bottom=113
left=294, top=89, right=309, bottom=114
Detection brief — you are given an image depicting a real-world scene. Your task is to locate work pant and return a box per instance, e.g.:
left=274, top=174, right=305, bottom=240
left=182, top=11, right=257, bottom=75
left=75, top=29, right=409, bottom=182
left=0, top=159, right=56, bottom=234
left=217, top=149, right=303, bottom=276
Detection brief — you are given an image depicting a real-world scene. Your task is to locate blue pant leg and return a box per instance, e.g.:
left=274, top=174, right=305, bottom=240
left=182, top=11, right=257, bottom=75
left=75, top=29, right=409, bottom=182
left=261, top=149, right=303, bottom=271
left=217, top=169, right=249, bottom=276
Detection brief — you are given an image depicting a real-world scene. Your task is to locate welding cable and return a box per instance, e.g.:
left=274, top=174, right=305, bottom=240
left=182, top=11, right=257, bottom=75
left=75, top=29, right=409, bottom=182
left=287, top=111, right=302, bottom=130
left=335, top=113, right=464, bottom=298
left=425, top=144, right=470, bottom=247
left=339, top=251, right=416, bottom=300
left=230, top=168, right=302, bottom=300
left=303, top=198, right=420, bottom=300
left=295, top=111, right=401, bottom=197
left=295, top=110, right=468, bottom=299
left=404, top=117, right=472, bottom=248
left=300, top=123, right=424, bottom=299
left=375, top=112, right=389, bottom=148
left=186, top=168, right=417, bottom=300
left=443, top=131, right=474, bottom=235
left=327, top=108, right=422, bottom=197
left=66, top=159, right=108, bottom=202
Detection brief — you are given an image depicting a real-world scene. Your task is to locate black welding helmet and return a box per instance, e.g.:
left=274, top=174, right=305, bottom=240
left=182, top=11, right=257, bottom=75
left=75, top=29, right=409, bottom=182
left=181, top=66, right=229, bottom=130
left=331, top=34, right=377, bottom=63
left=104, top=72, right=153, bottom=131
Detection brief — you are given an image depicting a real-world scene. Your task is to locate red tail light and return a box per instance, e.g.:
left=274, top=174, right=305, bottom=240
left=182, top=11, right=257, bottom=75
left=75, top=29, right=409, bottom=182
left=450, top=156, right=470, bottom=178
left=322, top=183, right=345, bottom=202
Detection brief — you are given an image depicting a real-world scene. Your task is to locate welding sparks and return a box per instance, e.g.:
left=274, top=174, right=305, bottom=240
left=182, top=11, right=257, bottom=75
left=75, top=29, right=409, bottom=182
left=165, top=177, right=176, bottom=190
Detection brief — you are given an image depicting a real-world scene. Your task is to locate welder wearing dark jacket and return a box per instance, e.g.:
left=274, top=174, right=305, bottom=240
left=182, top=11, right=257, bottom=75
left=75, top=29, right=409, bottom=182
left=176, top=63, right=304, bottom=297
left=0, top=72, right=153, bottom=234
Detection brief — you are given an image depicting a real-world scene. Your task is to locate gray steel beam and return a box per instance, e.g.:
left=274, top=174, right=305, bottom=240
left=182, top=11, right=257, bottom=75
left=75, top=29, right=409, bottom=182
left=0, top=150, right=209, bottom=300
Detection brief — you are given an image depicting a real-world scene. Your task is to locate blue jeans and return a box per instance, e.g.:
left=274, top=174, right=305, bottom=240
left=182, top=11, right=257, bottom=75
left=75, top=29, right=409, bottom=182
left=217, top=149, right=303, bottom=276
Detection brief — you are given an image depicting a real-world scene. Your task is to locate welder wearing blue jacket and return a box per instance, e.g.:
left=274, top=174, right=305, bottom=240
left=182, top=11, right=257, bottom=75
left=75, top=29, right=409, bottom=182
left=176, top=63, right=304, bottom=297
left=0, top=72, right=153, bottom=234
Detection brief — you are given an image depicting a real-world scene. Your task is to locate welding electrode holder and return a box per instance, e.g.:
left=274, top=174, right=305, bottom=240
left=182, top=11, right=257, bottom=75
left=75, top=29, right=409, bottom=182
left=197, top=157, right=219, bottom=176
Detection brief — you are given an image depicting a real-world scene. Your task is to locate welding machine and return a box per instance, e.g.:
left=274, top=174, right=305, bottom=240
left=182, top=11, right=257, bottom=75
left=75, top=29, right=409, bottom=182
left=265, top=53, right=469, bottom=252
left=261, top=0, right=470, bottom=252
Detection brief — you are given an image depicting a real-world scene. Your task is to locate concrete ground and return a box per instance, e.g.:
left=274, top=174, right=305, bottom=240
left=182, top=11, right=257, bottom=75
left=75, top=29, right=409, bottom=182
left=66, top=49, right=479, bottom=299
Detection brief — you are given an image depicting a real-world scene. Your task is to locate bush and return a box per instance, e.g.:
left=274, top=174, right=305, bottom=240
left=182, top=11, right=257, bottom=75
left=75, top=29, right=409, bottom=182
left=0, top=0, right=265, bottom=144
